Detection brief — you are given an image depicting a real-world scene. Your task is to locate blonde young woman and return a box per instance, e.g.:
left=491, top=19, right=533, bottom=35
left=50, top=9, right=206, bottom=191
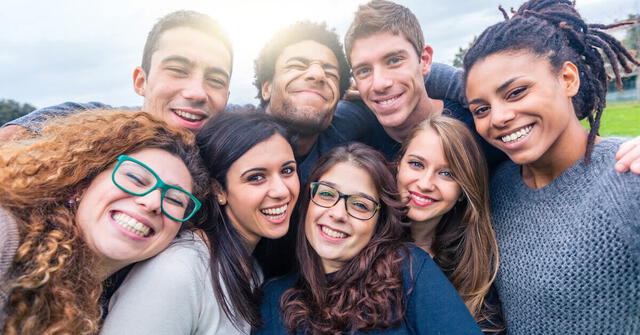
left=396, top=115, right=501, bottom=331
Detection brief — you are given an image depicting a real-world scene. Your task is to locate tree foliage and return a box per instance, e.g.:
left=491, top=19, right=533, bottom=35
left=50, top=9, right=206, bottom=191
left=0, top=99, right=36, bottom=125
left=622, top=14, right=640, bottom=52
left=452, top=36, right=476, bottom=69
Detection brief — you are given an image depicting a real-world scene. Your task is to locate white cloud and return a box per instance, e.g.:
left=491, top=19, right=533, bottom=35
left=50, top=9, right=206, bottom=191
left=0, top=0, right=637, bottom=108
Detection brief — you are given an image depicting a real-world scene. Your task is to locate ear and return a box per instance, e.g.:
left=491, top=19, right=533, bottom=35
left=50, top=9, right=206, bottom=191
left=261, top=80, right=272, bottom=102
left=560, top=61, right=580, bottom=98
left=133, top=66, right=147, bottom=97
left=419, top=45, right=434, bottom=76
left=211, top=180, right=227, bottom=206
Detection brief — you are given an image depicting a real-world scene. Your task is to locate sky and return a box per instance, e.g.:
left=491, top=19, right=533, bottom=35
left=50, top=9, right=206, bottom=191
left=1, top=0, right=638, bottom=109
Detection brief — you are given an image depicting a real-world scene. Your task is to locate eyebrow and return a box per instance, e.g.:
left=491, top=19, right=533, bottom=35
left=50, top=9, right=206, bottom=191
left=239, top=160, right=297, bottom=178
left=351, top=49, right=407, bottom=70
left=161, top=55, right=230, bottom=81
left=467, top=76, right=523, bottom=106
left=318, top=180, right=378, bottom=202
left=286, top=56, right=338, bottom=71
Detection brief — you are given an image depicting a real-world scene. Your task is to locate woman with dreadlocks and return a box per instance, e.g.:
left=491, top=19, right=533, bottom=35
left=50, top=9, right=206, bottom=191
left=462, top=0, right=640, bottom=333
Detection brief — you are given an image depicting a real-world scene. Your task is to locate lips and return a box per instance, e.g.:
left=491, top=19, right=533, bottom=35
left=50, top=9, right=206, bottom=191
left=111, top=211, right=154, bottom=238
left=294, top=89, right=328, bottom=101
left=260, top=204, right=289, bottom=224
left=170, top=107, right=209, bottom=123
left=318, top=224, right=350, bottom=240
left=374, top=92, right=403, bottom=106
left=498, top=124, right=534, bottom=143
left=408, top=191, right=437, bottom=207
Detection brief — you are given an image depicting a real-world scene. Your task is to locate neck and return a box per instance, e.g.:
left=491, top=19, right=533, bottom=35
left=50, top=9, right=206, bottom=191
left=291, top=133, right=319, bottom=157
left=96, top=260, right=123, bottom=281
left=384, top=95, right=444, bottom=143
left=521, top=120, right=595, bottom=189
left=409, top=217, right=441, bottom=257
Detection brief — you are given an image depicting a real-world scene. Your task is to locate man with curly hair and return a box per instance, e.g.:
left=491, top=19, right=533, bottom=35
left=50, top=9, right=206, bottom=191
left=1, top=10, right=233, bottom=138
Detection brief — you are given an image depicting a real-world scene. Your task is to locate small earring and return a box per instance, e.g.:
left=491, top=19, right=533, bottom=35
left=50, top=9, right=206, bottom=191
left=217, top=197, right=226, bottom=206
left=67, top=196, right=81, bottom=207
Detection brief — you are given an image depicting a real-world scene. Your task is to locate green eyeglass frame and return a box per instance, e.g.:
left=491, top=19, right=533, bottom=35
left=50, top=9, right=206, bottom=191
left=111, top=155, right=201, bottom=222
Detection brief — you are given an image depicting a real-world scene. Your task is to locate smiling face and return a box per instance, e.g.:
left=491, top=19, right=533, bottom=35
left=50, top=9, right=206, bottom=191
left=76, top=148, right=193, bottom=277
left=133, top=26, right=232, bottom=132
left=350, top=32, right=431, bottom=129
left=465, top=51, right=582, bottom=166
left=221, top=134, right=300, bottom=249
left=261, top=40, right=340, bottom=135
left=397, top=128, right=462, bottom=226
left=305, top=162, right=379, bottom=273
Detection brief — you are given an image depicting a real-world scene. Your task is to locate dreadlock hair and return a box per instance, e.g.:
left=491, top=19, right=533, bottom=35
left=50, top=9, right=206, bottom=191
left=463, top=0, right=639, bottom=162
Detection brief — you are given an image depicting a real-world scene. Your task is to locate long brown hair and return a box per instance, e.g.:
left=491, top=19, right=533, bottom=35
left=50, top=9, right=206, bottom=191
left=398, top=115, right=500, bottom=330
left=281, top=142, right=408, bottom=334
left=0, top=110, right=209, bottom=335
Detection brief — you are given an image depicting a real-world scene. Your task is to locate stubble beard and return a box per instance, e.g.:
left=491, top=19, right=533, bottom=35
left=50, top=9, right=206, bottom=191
left=270, top=98, right=334, bottom=138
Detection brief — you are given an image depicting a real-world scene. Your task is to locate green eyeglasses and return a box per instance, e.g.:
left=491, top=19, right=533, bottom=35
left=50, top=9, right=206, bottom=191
left=111, top=155, right=201, bottom=222
left=310, top=182, right=381, bottom=220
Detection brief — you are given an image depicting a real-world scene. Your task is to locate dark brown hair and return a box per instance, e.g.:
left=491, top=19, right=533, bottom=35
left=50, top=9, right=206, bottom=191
left=397, top=115, right=501, bottom=331
left=463, top=0, right=639, bottom=162
left=281, top=142, right=408, bottom=334
left=344, top=0, right=424, bottom=63
left=141, top=10, right=233, bottom=76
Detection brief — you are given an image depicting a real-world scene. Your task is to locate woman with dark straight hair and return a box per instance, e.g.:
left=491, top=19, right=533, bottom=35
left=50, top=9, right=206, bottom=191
left=257, top=142, right=480, bottom=334
left=396, top=115, right=501, bottom=331
left=101, top=110, right=300, bottom=334
left=463, top=0, right=640, bottom=333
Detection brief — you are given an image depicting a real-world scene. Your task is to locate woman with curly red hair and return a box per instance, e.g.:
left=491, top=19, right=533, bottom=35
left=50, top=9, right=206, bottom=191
left=256, top=142, right=480, bottom=334
left=0, top=110, right=209, bottom=335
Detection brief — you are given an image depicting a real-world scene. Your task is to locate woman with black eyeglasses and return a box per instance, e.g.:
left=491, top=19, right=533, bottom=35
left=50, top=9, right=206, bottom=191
left=0, top=110, right=208, bottom=335
left=255, top=142, right=480, bottom=334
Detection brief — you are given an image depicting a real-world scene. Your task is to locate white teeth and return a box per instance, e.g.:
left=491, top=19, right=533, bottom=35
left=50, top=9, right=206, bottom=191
left=378, top=96, right=399, bottom=105
left=321, top=226, right=347, bottom=239
left=261, top=204, right=288, bottom=216
left=411, top=194, right=434, bottom=203
left=174, top=110, right=205, bottom=121
left=113, top=212, right=151, bottom=237
left=501, top=125, right=533, bottom=143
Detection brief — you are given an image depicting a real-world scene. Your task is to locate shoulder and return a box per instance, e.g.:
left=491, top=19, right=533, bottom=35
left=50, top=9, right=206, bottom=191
left=3, top=101, right=117, bottom=132
left=262, top=273, right=298, bottom=301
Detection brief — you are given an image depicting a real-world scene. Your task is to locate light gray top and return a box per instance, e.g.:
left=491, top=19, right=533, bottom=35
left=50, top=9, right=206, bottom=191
left=100, top=231, right=250, bottom=335
left=490, top=138, right=640, bottom=335
left=0, top=207, right=19, bottom=327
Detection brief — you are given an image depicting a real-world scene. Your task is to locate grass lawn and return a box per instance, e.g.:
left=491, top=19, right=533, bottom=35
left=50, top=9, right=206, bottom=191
left=582, top=101, right=640, bottom=137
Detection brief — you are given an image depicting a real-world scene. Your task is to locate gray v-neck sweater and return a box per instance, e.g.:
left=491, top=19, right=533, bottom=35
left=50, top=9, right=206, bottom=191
left=490, top=137, right=640, bottom=334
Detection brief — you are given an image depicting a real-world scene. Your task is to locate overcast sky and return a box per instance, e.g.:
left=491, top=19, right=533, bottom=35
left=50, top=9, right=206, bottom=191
left=1, top=0, right=638, bottom=109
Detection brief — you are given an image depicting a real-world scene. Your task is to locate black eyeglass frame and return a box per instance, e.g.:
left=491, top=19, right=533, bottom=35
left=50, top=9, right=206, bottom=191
left=309, top=181, right=381, bottom=220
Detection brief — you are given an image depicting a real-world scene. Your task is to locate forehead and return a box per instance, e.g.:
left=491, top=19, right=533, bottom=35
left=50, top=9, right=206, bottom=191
left=150, top=26, right=232, bottom=74
left=406, top=128, right=447, bottom=164
left=227, top=134, right=294, bottom=174
left=350, top=31, right=416, bottom=63
left=319, top=162, right=377, bottom=197
left=275, top=40, right=338, bottom=68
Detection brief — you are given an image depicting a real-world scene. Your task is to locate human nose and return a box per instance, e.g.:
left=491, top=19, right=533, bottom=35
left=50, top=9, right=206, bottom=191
left=490, top=103, right=516, bottom=129
left=304, top=63, right=327, bottom=83
left=372, top=67, right=392, bottom=93
left=327, top=197, right=349, bottom=222
left=134, top=189, right=163, bottom=215
left=267, top=176, right=290, bottom=200
left=416, top=171, right=436, bottom=192
left=181, top=76, right=208, bottom=102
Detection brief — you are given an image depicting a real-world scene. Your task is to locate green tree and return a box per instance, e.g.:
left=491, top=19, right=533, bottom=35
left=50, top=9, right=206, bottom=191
left=0, top=99, right=36, bottom=125
left=622, top=14, right=639, bottom=52
left=452, top=36, right=476, bottom=69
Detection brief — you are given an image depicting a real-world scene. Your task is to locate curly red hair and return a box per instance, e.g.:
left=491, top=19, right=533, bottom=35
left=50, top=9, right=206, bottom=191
left=0, top=110, right=209, bottom=335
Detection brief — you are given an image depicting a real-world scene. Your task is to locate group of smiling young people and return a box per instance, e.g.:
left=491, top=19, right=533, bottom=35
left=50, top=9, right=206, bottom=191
left=1, top=0, right=639, bottom=334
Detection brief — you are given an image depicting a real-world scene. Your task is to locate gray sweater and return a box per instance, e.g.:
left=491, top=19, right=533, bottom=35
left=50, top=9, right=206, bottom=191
left=0, top=207, right=19, bottom=327
left=490, top=138, right=640, bottom=334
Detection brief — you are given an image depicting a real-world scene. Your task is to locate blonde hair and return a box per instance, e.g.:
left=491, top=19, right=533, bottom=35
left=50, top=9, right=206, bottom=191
left=398, top=115, right=501, bottom=330
left=0, top=110, right=208, bottom=335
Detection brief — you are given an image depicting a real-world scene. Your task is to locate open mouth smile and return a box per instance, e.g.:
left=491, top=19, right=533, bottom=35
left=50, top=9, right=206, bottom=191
left=112, top=211, right=153, bottom=238
left=374, top=93, right=403, bottom=106
left=319, top=224, right=349, bottom=240
left=172, top=109, right=207, bottom=122
left=499, top=124, right=533, bottom=143
left=260, top=204, right=288, bottom=221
